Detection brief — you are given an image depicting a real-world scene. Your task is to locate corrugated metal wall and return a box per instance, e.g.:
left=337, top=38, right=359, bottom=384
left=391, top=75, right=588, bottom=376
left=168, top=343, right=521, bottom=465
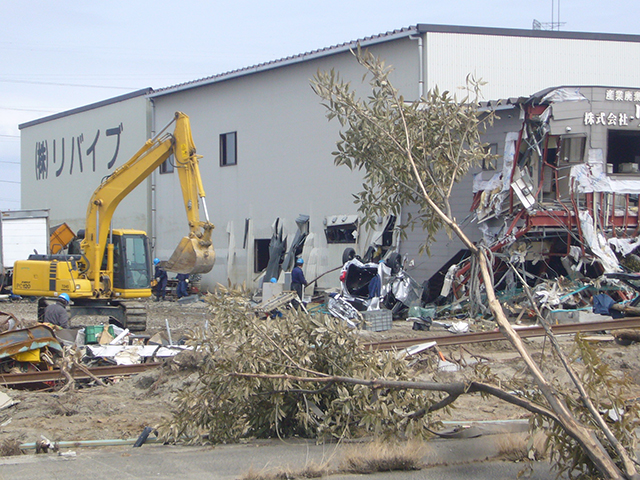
left=426, top=33, right=640, bottom=101
left=20, top=95, right=152, bottom=235
left=151, top=38, right=419, bottom=289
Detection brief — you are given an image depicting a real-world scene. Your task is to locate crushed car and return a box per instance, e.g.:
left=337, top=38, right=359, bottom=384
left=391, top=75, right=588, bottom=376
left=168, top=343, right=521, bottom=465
left=338, top=250, right=423, bottom=316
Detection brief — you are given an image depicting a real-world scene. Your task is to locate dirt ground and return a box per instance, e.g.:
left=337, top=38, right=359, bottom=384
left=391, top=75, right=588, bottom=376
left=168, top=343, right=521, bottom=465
left=2, top=297, right=640, bottom=448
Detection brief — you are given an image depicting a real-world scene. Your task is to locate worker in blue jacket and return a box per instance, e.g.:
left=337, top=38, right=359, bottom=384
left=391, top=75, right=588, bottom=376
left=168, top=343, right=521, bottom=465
left=291, top=257, right=308, bottom=301
left=43, top=293, right=70, bottom=328
left=176, top=273, right=190, bottom=299
left=153, top=258, right=168, bottom=301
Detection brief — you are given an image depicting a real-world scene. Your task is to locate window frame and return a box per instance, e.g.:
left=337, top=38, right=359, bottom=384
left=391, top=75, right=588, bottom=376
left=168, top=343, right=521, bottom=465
left=558, top=135, right=587, bottom=164
left=482, top=143, right=498, bottom=171
left=159, top=154, right=175, bottom=174
left=220, top=131, right=237, bottom=167
left=606, top=129, right=640, bottom=175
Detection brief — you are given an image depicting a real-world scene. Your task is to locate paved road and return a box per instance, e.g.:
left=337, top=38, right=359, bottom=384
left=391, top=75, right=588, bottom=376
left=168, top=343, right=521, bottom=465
left=0, top=432, right=562, bottom=480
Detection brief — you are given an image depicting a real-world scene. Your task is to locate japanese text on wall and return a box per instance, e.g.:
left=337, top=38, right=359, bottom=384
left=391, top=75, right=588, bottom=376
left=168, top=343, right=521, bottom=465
left=35, top=124, right=123, bottom=180
left=583, top=90, right=640, bottom=128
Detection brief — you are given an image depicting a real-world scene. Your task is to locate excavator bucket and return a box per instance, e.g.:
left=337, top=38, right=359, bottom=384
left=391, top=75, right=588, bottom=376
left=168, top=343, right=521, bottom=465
left=164, top=236, right=216, bottom=275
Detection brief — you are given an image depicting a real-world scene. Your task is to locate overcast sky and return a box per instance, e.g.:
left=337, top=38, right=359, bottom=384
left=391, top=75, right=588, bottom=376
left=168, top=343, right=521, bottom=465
left=1, top=1, right=638, bottom=210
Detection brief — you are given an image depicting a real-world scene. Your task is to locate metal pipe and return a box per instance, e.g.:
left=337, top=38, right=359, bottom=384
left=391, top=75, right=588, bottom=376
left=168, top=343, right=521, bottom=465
left=150, top=99, right=157, bottom=254
left=20, top=437, right=162, bottom=450
left=201, top=197, right=210, bottom=223
left=409, top=34, right=424, bottom=99
left=165, top=318, right=173, bottom=345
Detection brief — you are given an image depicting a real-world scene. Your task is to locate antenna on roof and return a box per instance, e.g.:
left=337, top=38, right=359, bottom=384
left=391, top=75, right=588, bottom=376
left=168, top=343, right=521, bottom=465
left=532, top=0, right=566, bottom=31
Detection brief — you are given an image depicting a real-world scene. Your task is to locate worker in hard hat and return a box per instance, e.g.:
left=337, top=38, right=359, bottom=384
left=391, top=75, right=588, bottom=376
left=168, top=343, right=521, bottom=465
left=152, top=258, right=168, bottom=301
left=176, top=273, right=190, bottom=299
left=43, top=293, right=70, bottom=328
left=291, top=257, right=308, bottom=301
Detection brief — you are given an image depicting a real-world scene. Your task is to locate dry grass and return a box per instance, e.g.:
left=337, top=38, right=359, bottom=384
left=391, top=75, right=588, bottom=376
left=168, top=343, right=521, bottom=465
left=337, top=440, right=427, bottom=474
left=241, top=461, right=330, bottom=480
left=495, top=431, right=548, bottom=462
left=0, top=438, right=24, bottom=457
left=239, top=440, right=427, bottom=480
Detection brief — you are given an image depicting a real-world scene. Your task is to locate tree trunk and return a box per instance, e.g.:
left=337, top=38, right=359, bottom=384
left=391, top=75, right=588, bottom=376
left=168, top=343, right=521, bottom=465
left=476, top=251, right=627, bottom=479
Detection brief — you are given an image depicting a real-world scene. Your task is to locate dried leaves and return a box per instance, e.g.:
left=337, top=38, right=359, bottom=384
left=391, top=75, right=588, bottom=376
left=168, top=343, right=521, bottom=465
left=159, top=286, right=440, bottom=444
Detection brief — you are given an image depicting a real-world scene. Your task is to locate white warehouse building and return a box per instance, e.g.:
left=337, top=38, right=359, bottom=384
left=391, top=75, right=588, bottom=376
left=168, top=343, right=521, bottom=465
left=19, top=24, right=640, bottom=293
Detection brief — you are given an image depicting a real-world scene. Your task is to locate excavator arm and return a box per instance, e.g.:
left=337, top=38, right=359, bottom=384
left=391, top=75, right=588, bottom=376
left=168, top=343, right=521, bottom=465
left=80, top=112, right=215, bottom=288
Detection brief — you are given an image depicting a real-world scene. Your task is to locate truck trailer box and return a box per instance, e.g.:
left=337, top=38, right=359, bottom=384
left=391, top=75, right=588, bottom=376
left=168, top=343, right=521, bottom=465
left=0, top=209, right=50, bottom=288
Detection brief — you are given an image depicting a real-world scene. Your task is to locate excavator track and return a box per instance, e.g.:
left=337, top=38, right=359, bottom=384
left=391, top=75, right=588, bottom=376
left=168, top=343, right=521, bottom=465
left=117, top=300, right=147, bottom=332
left=68, top=299, right=148, bottom=332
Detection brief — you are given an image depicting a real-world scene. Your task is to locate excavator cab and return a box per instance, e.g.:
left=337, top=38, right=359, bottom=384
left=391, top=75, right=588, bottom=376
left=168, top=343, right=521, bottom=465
left=108, top=230, right=152, bottom=294
left=69, top=229, right=152, bottom=298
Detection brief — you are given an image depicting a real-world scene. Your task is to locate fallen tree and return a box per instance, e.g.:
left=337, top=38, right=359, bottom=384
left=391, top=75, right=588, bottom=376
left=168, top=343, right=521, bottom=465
left=161, top=287, right=638, bottom=480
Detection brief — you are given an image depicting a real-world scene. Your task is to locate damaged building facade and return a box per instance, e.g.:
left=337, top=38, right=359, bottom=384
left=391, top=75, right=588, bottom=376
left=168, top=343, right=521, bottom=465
left=437, top=86, right=640, bottom=312
left=18, top=25, right=640, bottom=294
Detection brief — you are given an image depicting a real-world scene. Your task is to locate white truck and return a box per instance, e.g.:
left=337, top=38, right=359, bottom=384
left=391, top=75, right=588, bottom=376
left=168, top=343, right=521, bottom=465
left=0, top=209, right=50, bottom=292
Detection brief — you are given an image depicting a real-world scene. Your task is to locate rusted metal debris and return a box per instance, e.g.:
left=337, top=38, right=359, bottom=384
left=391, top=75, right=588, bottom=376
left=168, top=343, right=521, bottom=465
left=0, top=325, right=62, bottom=359
left=0, top=310, right=19, bottom=332
left=0, top=362, right=161, bottom=387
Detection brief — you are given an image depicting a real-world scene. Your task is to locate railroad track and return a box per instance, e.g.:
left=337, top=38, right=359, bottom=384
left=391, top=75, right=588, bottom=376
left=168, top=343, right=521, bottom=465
left=0, top=362, right=162, bottom=387
left=363, top=317, right=640, bottom=351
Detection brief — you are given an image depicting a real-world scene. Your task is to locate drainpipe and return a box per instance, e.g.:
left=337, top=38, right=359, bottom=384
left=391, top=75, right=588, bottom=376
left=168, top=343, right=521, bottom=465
left=409, top=34, right=424, bottom=99
left=402, top=32, right=425, bottom=262
left=149, top=99, right=157, bottom=255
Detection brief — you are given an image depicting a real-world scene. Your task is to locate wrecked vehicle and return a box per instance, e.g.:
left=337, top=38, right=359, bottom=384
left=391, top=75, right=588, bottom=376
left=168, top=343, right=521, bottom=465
left=339, top=252, right=423, bottom=316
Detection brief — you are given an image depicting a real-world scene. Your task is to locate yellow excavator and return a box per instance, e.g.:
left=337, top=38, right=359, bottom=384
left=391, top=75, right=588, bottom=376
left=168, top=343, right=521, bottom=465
left=12, top=112, right=215, bottom=331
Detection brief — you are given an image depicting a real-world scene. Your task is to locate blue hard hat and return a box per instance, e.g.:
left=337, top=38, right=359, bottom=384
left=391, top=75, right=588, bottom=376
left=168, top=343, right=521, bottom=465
left=270, top=277, right=277, bottom=283
left=154, top=258, right=160, bottom=265
left=59, top=293, right=70, bottom=303
left=296, top=258, right=304, bottom=264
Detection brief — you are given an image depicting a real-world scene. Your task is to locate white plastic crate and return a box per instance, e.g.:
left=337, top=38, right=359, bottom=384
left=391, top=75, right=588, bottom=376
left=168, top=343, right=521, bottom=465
left=362, top=309, right=392, bottom=331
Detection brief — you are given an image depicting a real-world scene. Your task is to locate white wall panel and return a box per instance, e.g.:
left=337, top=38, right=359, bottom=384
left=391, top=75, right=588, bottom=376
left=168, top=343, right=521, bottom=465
left=426, top=33, right=640, bottom=100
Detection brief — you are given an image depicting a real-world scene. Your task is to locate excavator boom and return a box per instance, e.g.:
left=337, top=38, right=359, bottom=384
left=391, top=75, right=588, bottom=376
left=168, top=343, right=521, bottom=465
left=82, top=112, right=215, bottom=283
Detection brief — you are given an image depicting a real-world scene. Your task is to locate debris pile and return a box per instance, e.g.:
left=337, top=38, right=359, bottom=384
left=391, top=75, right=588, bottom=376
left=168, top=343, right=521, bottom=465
left=422, top=87, right=640, bottom=328
left=0, top=312, right=187, bottom=390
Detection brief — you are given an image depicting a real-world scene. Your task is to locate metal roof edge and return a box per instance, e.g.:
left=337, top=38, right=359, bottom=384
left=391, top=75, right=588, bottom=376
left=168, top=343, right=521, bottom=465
left=416, top=23, right=640, bottom=43
left=19, top=88, right=153, bottom=130
left=527, top=85, right=639, bottom=102
left=479, top=85, right=639, bottom=108
left=149, top=26, right=419, bottom=98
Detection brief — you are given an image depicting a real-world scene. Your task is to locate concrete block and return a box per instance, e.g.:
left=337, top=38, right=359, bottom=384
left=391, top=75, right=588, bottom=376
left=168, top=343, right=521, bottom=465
left=549, top=309, right=612, bottom=324
left=263, top=282, right=283, bottom=301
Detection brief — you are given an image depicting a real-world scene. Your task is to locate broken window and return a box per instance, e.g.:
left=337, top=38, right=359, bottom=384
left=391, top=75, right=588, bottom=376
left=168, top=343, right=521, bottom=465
left=325, top=215, right=358, bottom=244
left=558, top=135, right=586, bottom=163
left=220, top=131, right=237, bottom=166
left=159, top=154, right=174, bottom=174
left=607, top=129, right=640, bottom=174
left=482, top=143, right=498, bottom=170
left=542, top=136, right=578, bottom=203
left=254, top=238, right=270, bottom=273
left=380, top=215, right=396, bottom=247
